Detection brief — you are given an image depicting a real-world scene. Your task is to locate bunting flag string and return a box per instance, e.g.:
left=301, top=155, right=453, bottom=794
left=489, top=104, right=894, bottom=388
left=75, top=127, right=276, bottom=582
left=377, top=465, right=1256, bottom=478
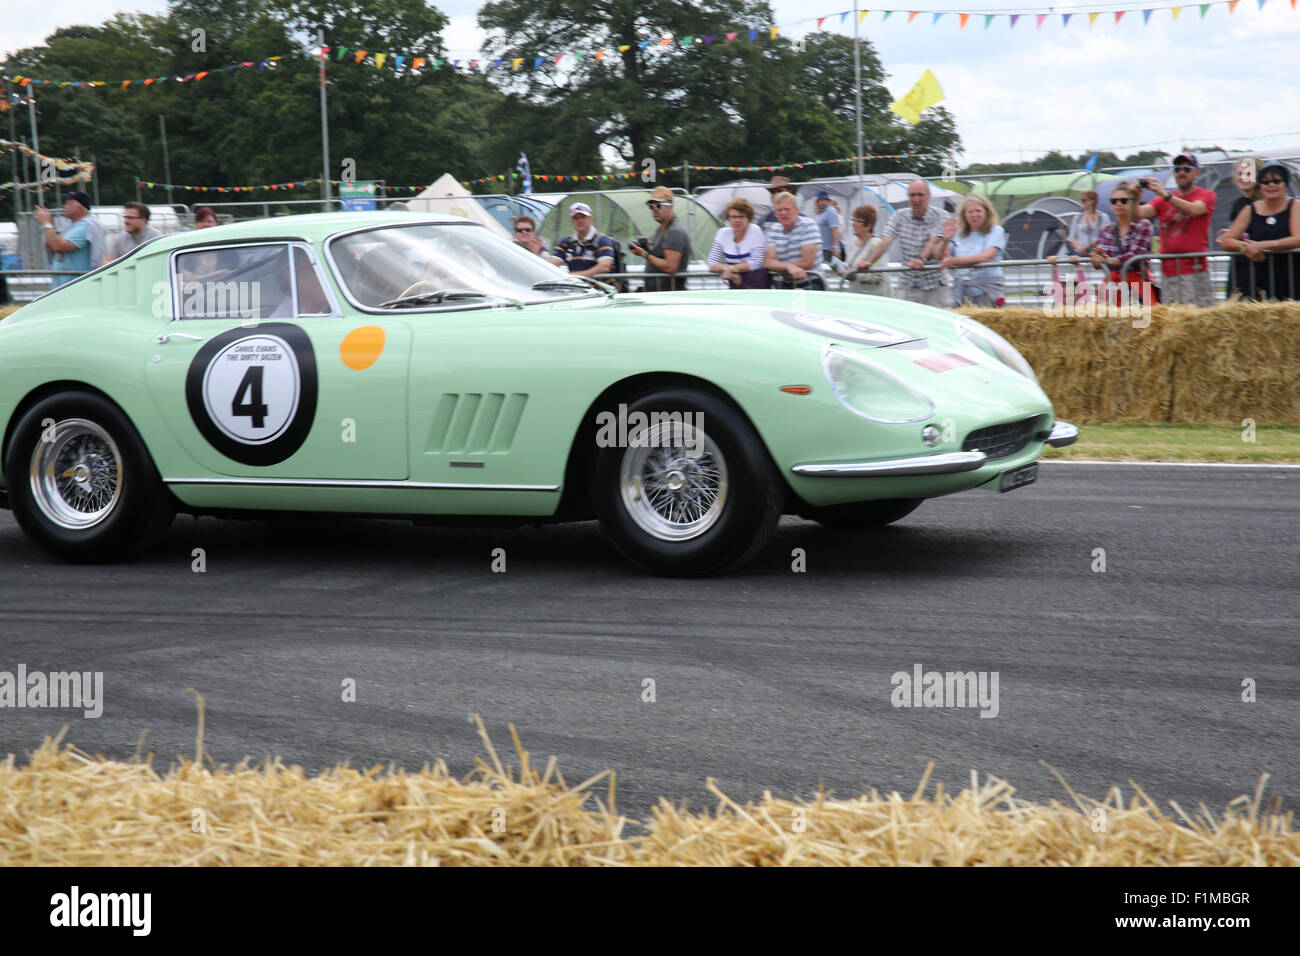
left=0, top=139, right=96, bottom=187
left=136, top=178, right=431, bottom=194
left=4, top=0, right=1295, bottom=92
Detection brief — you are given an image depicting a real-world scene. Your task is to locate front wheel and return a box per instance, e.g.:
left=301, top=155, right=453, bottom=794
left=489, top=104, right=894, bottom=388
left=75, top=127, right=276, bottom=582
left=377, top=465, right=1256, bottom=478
left=5, top=391, right=175, bottom=561
left=590, top=389, right=781, bottom=576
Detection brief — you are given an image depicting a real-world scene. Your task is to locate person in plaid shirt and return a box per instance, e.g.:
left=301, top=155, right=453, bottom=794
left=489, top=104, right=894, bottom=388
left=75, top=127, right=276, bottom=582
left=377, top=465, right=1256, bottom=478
left=1090, top=181, right=1156, bottom=304
left=864, top=179, right=950, bottom=306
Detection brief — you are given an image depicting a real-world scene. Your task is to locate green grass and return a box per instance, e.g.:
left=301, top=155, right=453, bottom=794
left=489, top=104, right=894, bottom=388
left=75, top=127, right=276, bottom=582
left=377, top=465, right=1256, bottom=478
left=1043, top=424, right=1300, bottom=463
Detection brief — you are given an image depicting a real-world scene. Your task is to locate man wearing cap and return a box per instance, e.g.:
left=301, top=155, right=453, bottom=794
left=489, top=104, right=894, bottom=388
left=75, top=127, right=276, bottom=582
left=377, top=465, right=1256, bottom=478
left=814, top=191, right=842, bottom=264
left=1136, top=154, right=1217, bottom=307
left=763, top=176, right=792, bottom=224
left=632, top=186, right=693, bottom=292
left=34, top=192, right=103, bottom=288
left=104, top=202, right=162, bottom=265
left=549, top=202, right=616, bottom=279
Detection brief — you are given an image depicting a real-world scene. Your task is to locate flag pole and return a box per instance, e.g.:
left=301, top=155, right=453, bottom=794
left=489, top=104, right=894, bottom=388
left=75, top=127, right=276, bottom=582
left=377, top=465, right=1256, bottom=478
left=853, top=0, right=864, bottom=190
left=318, top=30, right=331, bottom=209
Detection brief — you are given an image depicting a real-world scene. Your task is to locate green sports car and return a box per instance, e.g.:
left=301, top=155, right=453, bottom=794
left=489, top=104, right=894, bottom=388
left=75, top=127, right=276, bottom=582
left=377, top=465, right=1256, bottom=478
left=0, top=211, right=1075, bottom=575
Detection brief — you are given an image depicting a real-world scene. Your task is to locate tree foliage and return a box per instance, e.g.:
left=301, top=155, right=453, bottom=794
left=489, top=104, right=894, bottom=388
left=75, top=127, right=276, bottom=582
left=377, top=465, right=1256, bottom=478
left=3, top=0, right=963, bottom=220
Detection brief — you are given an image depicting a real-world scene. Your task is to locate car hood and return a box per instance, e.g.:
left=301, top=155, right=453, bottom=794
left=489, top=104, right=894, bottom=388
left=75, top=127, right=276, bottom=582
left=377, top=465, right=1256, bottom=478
left=542, top=288, right=960, bottom=350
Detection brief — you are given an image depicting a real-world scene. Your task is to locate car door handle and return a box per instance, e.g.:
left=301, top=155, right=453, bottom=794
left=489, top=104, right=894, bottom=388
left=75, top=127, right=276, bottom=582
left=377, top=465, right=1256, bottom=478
left=156, top=332, right=205, bottom=344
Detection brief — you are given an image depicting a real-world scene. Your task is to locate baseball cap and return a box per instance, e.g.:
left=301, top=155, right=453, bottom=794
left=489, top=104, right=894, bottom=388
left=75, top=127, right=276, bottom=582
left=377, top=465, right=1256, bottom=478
left=66, top=191, right=93, bottom=210
left=569, top=202, right=594, bottom=217
left=648, top=186, right=674, bottom=203
left=1172, top=153, right=1199, bottom=168
left=815, top=190, right=830, bottom=199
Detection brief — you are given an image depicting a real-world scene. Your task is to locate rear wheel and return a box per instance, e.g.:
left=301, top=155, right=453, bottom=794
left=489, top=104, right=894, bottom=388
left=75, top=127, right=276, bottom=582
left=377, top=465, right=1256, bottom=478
left=590, top=389, right=781, bottom=576
left=800, top=498, right=922, bottom=529
left=5, top=391, right=175, bottom=561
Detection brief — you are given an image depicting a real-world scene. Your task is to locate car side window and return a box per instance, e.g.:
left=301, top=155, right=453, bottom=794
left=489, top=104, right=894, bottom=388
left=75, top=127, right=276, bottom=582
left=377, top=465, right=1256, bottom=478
left=173, top=244, right=293, bottom=320
left=292, top=246, right=333, bottom=316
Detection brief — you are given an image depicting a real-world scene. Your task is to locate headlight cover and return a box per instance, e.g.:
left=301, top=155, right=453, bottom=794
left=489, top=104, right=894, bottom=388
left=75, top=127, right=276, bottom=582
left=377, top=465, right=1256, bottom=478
left=822, top=344, right=936, bottom=424
left=956, top=316, right=1039, bottom=384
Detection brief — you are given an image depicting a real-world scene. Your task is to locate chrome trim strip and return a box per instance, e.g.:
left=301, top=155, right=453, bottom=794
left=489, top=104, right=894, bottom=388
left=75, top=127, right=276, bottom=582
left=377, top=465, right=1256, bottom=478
left=1045, top=421, right=1079, bottom=448
left=791, top=451, right=988, bottom=478
left=164, top=477, right=559, bottom=492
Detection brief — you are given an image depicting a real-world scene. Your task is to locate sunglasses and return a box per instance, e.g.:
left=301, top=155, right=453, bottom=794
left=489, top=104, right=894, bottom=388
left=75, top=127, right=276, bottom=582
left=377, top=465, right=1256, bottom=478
left=1173, top=165, right=1196, bottom=173
left=646, top=201, right=672, bottom=210
left=1110, top=197, right=1132, bottom=204
left=514, top=226, right=534, bottom=232
left=1260, top=178, right=1285, bottom=186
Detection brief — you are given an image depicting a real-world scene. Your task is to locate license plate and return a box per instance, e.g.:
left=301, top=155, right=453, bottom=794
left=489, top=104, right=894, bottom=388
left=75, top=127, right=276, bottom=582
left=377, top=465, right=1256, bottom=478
left=999, top=462, right=1038, bottom=493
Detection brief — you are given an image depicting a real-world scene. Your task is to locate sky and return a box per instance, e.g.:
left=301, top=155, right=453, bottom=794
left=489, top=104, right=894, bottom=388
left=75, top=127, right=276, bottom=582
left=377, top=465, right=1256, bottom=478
left=6, top=0, right=1300, bottom=167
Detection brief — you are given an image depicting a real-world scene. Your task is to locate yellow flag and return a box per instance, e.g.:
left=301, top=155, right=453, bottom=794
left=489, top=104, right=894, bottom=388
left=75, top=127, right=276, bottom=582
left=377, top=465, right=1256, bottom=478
left=890, top=69, right=944, bottom=124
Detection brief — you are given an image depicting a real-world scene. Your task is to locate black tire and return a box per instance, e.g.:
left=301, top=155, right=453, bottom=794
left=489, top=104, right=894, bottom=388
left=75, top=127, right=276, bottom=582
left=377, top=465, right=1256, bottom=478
left=590, top=389, right=781, bottom=576
left=800, top=498, right=922, bottom=529
left=5, top=391, right=175, bottom=561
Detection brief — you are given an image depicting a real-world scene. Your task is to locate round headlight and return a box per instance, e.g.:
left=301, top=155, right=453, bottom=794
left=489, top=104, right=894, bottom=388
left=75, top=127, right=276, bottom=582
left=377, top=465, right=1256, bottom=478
left=956, top=317, right=1039, bottom=383
left=822, top=345, right=936, bottom=424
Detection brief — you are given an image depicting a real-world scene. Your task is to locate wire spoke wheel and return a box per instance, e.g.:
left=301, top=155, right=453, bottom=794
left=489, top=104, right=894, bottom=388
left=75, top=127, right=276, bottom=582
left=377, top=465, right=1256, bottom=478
left=29, top=418, right=123, bottom=530
left=618, top=420, right=728, bottom=541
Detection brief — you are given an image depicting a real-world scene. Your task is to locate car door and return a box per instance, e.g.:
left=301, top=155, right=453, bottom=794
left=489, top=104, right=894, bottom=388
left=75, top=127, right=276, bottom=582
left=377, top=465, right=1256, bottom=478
left=145, top=240, right=411, bottom=480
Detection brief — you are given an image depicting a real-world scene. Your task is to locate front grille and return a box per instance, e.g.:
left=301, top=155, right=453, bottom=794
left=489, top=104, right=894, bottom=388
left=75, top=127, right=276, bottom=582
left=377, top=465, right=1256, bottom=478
left=962, top=417, right=1038, bottom=461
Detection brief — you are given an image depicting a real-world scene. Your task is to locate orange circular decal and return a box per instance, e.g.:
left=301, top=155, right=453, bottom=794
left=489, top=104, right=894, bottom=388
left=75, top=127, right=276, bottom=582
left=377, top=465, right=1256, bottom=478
left=340, top=325, right=386, bottom=370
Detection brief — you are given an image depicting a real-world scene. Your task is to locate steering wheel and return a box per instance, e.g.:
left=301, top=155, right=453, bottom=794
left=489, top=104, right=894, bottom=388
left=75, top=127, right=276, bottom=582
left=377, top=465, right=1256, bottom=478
left=397, top=280, right=444, bottom=299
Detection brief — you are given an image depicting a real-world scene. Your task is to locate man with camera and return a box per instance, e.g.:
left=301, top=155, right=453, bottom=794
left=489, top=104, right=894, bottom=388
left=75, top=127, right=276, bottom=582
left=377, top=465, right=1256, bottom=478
left=1135, top=154, right=1216, bottom=307
left=631, top=186, right=692, bottom=292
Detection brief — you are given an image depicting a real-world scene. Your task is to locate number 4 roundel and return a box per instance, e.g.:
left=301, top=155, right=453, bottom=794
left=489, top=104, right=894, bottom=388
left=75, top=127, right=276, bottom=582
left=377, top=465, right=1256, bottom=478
left=185, top=323, right=318, bottom=466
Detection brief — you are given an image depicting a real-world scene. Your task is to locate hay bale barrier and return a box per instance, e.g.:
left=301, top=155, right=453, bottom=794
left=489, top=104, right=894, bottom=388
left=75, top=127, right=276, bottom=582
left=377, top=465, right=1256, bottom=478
left=6, top=300, right=1298, bottom=423
left=962, top=301, right=1300, bottom=425
left=2, top=725, right=1295, bottom=866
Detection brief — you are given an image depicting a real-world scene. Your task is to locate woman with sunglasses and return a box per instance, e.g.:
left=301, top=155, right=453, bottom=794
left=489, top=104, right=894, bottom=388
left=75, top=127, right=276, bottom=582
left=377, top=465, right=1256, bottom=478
left=1218, top=165, right=1300, bottom=301
left=512, top=216, right=548, bottom=257
left=1090, top=181, right=1157, bottom=304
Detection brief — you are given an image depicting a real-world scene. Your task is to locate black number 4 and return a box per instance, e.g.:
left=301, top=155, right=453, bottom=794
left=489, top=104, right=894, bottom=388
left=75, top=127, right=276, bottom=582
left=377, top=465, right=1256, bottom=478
left=231, top=365, right=269, bottom=428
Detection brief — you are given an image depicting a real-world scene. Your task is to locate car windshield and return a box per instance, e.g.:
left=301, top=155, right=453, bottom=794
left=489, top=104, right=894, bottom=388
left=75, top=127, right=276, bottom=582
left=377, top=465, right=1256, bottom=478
left=328, top=221, right=602, bottom=310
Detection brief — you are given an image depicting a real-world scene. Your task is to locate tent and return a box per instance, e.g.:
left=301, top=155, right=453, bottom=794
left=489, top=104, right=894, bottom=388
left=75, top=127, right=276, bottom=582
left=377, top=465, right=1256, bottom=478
left=537, top=189, right=721, bottom=261
left=475, top=194, right=556, bottom=233
left=1001, top=209, right=1069, bottom=260
left=972, top=172, right=1114, bottom=219
left=408, top=174, right=511, bottom=238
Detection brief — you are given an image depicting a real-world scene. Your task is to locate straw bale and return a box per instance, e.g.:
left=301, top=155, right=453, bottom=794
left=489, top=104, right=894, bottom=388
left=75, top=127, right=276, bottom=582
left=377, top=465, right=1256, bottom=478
left=1, top=723, right=1295, bottom=867
left=961, top=301, right=1300, bottom=425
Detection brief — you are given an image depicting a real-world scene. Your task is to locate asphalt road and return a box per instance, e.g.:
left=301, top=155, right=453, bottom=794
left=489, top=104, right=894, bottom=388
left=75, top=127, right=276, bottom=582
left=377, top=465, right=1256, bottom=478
left=1, top=461, right=1296, bottom=820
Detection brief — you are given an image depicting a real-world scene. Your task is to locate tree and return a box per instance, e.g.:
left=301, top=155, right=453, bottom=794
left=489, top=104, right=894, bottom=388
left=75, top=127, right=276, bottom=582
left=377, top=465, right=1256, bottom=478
left=478, top=1, right=961, bottom=185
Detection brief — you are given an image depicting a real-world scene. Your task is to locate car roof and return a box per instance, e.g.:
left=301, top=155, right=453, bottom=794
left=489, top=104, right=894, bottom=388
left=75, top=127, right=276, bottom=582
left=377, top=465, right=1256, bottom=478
left=138, top=211, right=476, bottom=254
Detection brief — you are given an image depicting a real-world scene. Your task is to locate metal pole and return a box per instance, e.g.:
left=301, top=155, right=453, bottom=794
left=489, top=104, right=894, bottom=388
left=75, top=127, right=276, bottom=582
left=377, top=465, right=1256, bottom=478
left=27, top=90, right=42, bottom=207
left=8, top=85, right=20, bottom=219
left=135, top=178, right=142, bottom=202
left=682, top=160, right=689, bottom=195
left=92, top=154, right=101, bottom=206
left=853, top=0, right=863, bottom=188
left=318, top=31, right=331, bottom=209
left=159, top=115, right=174, bottom=206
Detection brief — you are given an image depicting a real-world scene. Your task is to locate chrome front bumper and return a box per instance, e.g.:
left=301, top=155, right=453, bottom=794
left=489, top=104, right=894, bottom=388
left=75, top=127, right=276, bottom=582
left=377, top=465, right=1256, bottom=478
left=1043, top=420, right=1079, bottom=448
left=791, top=420, right=1078, bottom=478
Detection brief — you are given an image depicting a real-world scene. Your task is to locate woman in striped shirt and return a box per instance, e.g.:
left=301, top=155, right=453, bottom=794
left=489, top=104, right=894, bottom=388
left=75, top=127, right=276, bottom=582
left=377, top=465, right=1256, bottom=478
left=708, top=198, right=769, bottom=288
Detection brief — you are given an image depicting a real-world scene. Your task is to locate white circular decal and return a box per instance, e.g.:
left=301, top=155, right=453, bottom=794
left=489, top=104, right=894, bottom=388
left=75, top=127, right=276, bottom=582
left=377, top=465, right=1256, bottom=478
left=200, top=334, right=301, bottom=445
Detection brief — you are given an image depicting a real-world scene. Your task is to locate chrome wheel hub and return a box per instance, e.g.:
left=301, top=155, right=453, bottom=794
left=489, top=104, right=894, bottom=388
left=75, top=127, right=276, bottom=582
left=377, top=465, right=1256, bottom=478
left=618, top=420, right=727, bottom=541
left=29, top=418, right=123, bottom=530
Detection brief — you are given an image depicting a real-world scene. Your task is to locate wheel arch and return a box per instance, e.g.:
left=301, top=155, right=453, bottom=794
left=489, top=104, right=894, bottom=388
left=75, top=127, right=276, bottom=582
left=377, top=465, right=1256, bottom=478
left=555, top=371, right=787, bottom=519
left=2, top=381, right=144, bottom=487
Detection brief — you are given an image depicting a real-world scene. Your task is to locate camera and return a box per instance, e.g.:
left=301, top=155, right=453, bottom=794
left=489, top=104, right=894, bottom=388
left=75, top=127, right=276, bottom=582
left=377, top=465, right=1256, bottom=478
left=633, top=236, right=651, bottom=252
